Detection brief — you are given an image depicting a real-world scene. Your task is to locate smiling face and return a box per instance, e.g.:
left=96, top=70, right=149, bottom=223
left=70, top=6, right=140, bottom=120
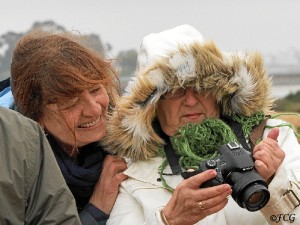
left=40, top=84, right=109, bottom=147
left=157, top=89, right=220, bottom=136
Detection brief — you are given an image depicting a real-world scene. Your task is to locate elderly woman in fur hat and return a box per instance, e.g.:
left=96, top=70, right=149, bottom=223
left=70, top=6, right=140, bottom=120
left=103, top=25, right=300, bottom=225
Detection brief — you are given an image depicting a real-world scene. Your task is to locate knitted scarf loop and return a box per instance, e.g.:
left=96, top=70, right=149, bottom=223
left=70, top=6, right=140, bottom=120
left=157, top=112, right=266, bottom=192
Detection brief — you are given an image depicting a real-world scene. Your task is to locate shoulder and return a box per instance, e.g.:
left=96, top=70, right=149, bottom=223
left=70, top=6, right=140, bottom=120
left=0, top=107, right=44, bottom=170
left=265, top=118, right=300, bottom=153
left=123, top=157, right=183, bottom=191
left=0, top=107, right=39, bottom=132
left=125, top=157, right=164, bottom=176
left=265, top=118, right=294, bottom=135
left=0, top=107, right=42, bottom=149
left=0, top=77, right=10, bottom=92
left=122, top=157, right=165, bottom=188
left=266, top=118, right=289, bottom=126
left=0, top=107, right=44, bottom=205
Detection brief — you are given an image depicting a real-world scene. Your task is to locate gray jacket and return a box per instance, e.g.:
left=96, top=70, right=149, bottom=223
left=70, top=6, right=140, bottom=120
left=0, top=107, right=81, bottom=225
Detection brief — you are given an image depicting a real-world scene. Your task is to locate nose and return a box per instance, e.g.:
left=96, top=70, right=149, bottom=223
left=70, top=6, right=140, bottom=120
left=183, top=89, right=199, bottom=106
left=81, top=93, right=101, bottom=117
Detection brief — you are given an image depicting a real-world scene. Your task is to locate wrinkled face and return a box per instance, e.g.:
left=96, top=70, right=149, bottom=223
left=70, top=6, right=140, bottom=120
left=157, top=89, right=220, bottom=136
left=40, top=84, right=109, bottom=147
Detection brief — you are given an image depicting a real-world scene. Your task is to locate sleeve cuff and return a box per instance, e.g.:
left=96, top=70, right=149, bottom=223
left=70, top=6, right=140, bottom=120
left=155, top=207, right=167, bottom=225
left=80, top=203, right=109, bottom=224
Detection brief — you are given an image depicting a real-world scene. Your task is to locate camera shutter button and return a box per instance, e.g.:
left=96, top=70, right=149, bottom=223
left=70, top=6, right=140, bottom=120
left=206, top=159, right=217, bottom=169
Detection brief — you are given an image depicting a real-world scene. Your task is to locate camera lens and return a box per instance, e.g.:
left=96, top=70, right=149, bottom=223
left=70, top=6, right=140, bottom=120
left=248, top=191, right=264, bottom=204
left=241, top=183, right=270, bottom=212
left=229, top=171, right=270, bottom=212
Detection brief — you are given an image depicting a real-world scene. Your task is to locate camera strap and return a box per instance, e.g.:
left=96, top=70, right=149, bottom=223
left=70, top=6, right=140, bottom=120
left=153, top=119, right=182, bottom=175
left=163, top=135, right=182, bottom=175
left=222, top=116, right=269, bottom=151
left=249, top=118, right=268, bottom=147
left=222, top=116, right=252, bottom=152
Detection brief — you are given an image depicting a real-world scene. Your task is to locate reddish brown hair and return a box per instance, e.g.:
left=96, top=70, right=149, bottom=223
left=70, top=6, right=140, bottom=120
left=11, top=30, right=120, bottom=121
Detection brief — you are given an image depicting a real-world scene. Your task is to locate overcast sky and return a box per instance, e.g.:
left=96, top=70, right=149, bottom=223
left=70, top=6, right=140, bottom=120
left=1, top=0, right=300, bottom=57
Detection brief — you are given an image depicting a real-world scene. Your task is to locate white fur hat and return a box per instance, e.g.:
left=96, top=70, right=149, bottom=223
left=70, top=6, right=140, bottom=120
left=103, top=25, right=274, bottom=161
left=137, top=24, right=204, bottom=71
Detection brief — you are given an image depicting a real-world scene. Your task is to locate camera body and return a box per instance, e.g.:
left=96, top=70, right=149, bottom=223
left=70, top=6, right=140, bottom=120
left=182, top=142, right=270, bottom=211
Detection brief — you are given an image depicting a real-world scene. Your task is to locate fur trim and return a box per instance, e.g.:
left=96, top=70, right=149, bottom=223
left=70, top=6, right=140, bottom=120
left=102, top=42, right=274, bottom=161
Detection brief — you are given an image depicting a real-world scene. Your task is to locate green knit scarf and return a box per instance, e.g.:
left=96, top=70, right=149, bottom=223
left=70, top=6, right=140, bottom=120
left=158, top=112, right=265, bottom=192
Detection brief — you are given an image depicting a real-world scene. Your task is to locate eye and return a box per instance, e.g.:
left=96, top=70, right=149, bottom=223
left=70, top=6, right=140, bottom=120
left=59, top=97, right=79, bottom=110
left=162, top=88, right=186, bottom=99
left=90, top=86, right=103, bottom=95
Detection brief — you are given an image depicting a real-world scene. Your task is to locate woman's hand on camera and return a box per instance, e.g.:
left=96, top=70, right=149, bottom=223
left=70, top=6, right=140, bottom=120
left=90, top=155, right=128, bottom=214
left=162, top=170, right=232, bottom=225
left=253, top=127, right=285, bottom=182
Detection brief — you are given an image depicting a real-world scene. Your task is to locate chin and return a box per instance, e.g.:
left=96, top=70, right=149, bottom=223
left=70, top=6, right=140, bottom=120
left=78, top=133, right=105, bottom=146
left=186, top=117, right=205, bottom=124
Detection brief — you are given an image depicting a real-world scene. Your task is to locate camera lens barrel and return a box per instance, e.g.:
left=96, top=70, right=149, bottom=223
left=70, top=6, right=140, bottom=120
left=241, top=183, right=270, bottom=211
left=230, top=171, right=270, bottom=211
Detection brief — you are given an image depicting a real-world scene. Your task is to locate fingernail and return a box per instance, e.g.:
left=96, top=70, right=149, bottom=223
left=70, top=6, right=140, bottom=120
left=223, top=184, right=231, bottom=191
left=209, top=170, right=217, bottom=175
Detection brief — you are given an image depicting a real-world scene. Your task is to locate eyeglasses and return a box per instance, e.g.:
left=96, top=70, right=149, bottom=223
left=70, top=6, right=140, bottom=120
left=161, top=88, right=201, bottom=99
left=161, top=89, right=186, bottom=99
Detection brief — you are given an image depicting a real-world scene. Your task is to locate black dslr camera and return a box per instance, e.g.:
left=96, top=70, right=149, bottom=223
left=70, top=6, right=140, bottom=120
left=182, top=142, right=270, bottom=212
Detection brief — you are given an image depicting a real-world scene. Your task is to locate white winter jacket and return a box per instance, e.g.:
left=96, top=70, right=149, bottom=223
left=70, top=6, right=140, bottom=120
left=107, top=119, right=300, bottom=225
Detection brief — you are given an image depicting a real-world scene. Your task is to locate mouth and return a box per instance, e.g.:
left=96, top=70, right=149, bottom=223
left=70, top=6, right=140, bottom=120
left=183, top=113, right=202, bottom=118
left=78, top=117, right=101, bottom=128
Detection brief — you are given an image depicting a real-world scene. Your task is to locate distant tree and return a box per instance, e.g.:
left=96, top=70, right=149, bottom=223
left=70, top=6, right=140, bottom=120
left=0, top=32, right=23, bottom=80
left=113, top=49, right=137, bottom=90
left=0, top=20, right=108, bottom=80
left=82, top=34, right=105, bottom=55
left=31, top=21, right=105, bottom=55
left=275, top=91, right=300, bottom=112
left=106, top=43, right=113, bottom=54
left=285, top=91, right=300, bottom=102
left=115, top=49, right=137, bottom=77
left=31, top=20, right=67, bottom=32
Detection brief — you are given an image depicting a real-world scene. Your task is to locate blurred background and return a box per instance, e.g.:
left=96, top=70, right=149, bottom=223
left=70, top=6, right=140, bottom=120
left=1, top=0, right=300, bottom=113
